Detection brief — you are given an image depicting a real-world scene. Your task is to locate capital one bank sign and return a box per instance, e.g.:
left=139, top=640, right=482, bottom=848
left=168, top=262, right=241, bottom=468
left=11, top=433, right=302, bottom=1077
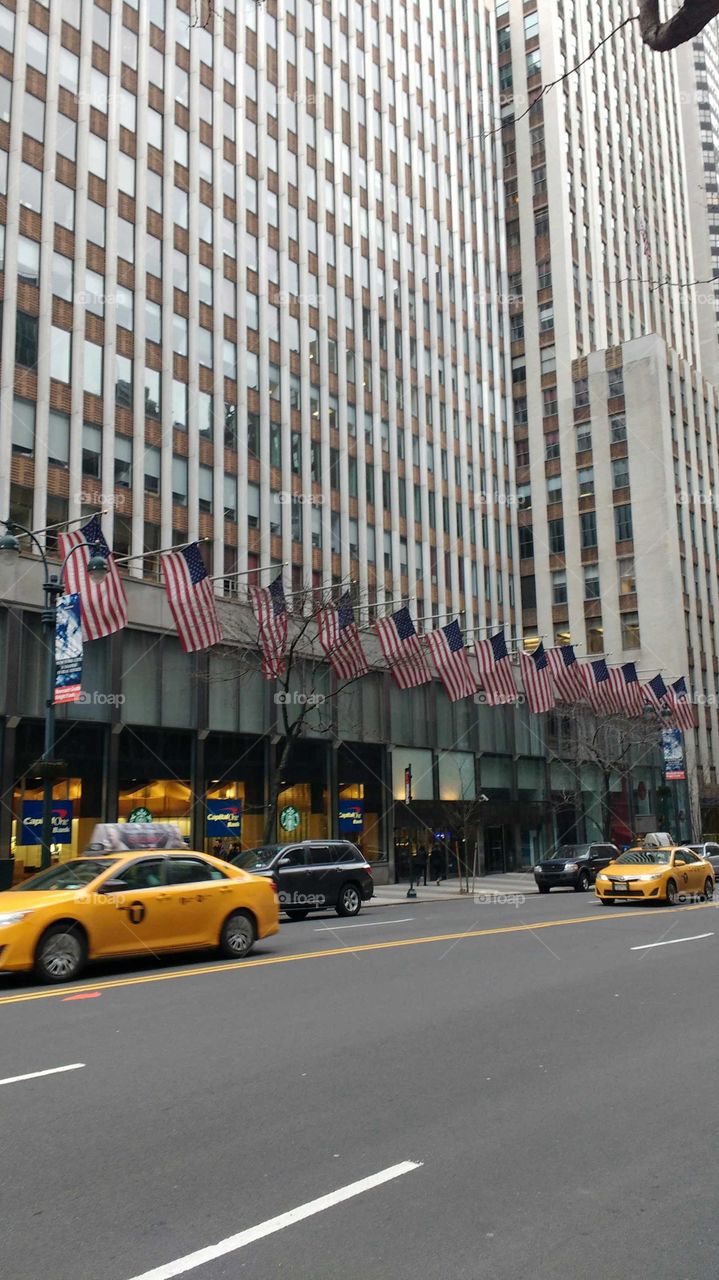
left=20, top=801, right=74, bottom=845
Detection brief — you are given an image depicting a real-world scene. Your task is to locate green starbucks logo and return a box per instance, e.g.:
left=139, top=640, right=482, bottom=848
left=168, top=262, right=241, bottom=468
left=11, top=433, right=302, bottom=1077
left=128, top=806, right=153, bottom=824
left=279, top=805, right=301, bottom=833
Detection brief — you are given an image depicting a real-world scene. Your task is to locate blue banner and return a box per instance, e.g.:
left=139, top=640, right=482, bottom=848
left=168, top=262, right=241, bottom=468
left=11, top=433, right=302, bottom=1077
left=662, top=728, right=685, bottom=781
left=20, top=800, right=74, bottom=845
left=206, top=799, right=241, bottom=837
left=55, top=593, right=83, bottom=704
left=338, top=801, right=364, bottom=834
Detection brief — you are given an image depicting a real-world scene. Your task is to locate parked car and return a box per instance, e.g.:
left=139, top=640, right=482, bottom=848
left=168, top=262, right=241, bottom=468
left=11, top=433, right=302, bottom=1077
left=231, top=841, right=374, bottom=918
left=534, top=843, right=620, bottom=893
left=686, top=842, right=719, bottom=880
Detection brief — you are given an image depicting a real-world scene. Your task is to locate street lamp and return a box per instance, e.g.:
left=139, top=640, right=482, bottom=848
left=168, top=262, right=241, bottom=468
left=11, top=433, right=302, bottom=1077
left=0, top=518, right=108, bottom=868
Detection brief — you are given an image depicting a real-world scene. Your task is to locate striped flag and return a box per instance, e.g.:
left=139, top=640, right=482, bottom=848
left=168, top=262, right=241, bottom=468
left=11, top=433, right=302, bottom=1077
left=374, top=607, right=432, bottom=690
left=620, top=662, right=646, bottom=717
left=475, top=631, right=518, bottom=705
left=645, top=673, right=671, bottom=715
left=161, top=543, right=222, bottom=654
left=584, top=659, right=620, bottom=714
left=58, top=515, right=128, bottom=641
left=426, top=619, right=478, bottom=702
left=668, top=676, right=696, bottom=732
left=518, top=642, right=556, bottom=714
left=250, top=575, right=288, bottom=679
left=316, top=592, right=369, bottom=682
left=546, top=644, right=587, bottom=703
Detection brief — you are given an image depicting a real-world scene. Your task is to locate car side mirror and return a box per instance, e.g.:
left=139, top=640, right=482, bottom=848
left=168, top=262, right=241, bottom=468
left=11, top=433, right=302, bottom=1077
left=97, top=879, right=127, bottom=894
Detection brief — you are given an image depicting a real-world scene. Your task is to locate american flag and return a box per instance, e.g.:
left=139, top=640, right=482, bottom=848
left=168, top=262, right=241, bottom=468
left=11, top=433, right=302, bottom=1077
left=668, top=676, right=696, bottom=732
left=316, top=592, right=369, bottom=682
left=518, top=642, right=556, bottom=714
left=645, top=673, right=671, bottom=715
left=250, top=575, right=288, bottom=679
left=584, top=659, right=620, bottom=714
left=474, top=631, right=518, bottom=705
left=426, top=619, right=477, bottom=702
left=374, top=607, right=432, bottom=690
left=161, top=543, right=222, bottom=654
left=546, top=644, right=587, bottom=703
left=58, top=515, right=128, bottom=641
left=620, top=662, right=646, bottom=717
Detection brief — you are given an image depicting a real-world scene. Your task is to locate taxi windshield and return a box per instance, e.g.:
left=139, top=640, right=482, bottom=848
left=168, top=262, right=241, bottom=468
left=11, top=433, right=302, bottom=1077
left=615, top=849, right=672, bottom=865
left=16, top=859, right=116, bottom=891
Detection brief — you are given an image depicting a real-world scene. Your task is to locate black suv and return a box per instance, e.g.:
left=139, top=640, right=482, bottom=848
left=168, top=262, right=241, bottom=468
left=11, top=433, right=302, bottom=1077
left=534, top=843, right=619, bottom=893
left=231, top=841, right=374, bottom=919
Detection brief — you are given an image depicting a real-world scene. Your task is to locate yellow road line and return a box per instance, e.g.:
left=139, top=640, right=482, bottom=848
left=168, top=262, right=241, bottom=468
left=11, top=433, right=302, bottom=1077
left=0, top=902, right=713, bottom=1007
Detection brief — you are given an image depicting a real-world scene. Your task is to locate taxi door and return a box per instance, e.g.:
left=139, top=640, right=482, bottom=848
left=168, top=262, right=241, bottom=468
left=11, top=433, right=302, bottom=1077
left=163, top=856, right=233, bottom=946
left=91, top=857, right=171, bottom=957
left=684, top=849, right=706, bottom=895
left=672, top=849, right=695, bottom=899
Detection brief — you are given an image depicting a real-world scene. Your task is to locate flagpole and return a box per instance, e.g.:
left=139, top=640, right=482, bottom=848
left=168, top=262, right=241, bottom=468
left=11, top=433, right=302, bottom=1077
left=113, top=536, right=213, bottom=567
left=14, top=510, right=109, bottom=542
left=209, top=560, right=289, bottom=585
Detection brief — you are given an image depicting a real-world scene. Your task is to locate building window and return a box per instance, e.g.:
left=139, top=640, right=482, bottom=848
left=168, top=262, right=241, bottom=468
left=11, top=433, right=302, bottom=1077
left=199, top=466, right=213, bottom=513
left=576, top=421, right=591, bottom=452
left=578, top=467, right=594, bottom=497
left=144, top=445, right=160, bottom=494
left=584, top=565, right=600, bottom=600
left=552, top=569, right=567, bottom=605
left=11, top=398, right=34, bottom=456
left=608, top=368, right=624, bottom=398
left=15, top=312, right=38, bottom=368
left=543, top=387, right=557, bottom=418
left=48, top=410, right=70, bottom=467
left=548, top=518, right=565, bottom=554
left=82, top=423, right=102, bottom=477
left=610, top=414, right=627, bottom=442
left=574, top=377, right=589, bottom=408
left=618, top=557, right=635, bottom=594
left=621, top=611, right=640, bottom=650
left=547, top=475, right=562, bottom=505
left=612, top=457, right=630, bottom=489
left=580, top=511, right=597, bottom=549
left=172, top=457, right=188, bottom=506
left=540, top=346, right=556, bottom=375
left=615, top=504, right=633, bottom=542
left=545, top=432, right=559, bottom=460
left=115, top=435, right=132, bottom=487
left=519, top=525, right=534, bottom=559
left=587, top=621, right=604, bottom=654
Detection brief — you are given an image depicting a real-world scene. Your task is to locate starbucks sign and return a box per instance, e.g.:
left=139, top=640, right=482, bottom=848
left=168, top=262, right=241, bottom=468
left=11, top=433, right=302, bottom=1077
left=128, top=806, right=153, bottom=824
left=279, top=805, right=301, bottom=833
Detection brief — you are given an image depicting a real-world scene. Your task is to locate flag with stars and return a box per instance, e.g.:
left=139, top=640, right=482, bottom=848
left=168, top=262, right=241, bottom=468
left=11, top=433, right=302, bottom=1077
left=316, top=593, right=369, bottom=682
left=374, top=607, right=432, bottom=690
left=426, top=619, right=478, bottom=702
left=668, top=676, right=696, bottom=732
left=58, top=514, right=128, bottom=641
left=161, top=542, right=222, bottom=654
left=250, top=574, right=288, bottom=679
left=619, top=662, right=646, bottom=717
left=474, top=631, right=518, bottom=705
left=519, top=642, right=556, bottom=714
left=546, top=644, right=588, bottom=703
left=645, top=672, right=671, bottom=715
left=583, top=658, right=620, bottom=714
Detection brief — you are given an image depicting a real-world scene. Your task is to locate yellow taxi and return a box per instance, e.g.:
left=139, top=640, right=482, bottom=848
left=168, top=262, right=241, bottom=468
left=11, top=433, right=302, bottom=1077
left=0, top=825, right=279, bottom=983
left=595, top=845, right=715, bottom=906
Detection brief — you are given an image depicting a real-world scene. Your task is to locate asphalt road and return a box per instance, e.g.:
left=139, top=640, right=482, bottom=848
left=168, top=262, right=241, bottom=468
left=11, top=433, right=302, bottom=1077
left=2, top=889, right=719, bottom=1280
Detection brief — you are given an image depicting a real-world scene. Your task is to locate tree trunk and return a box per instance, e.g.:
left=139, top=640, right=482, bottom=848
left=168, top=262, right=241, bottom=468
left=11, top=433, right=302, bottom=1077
left=602, top=770, right=612, bottom=841
left=639, top=0, right=719, bottom=51
left=262, top=730, right=296, bottom=844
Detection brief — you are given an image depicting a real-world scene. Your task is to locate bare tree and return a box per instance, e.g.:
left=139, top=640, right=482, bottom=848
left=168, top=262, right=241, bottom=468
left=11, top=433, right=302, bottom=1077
left=557, top=706, right=663, bottom=842
left=640, top=0, right=719, bottom=50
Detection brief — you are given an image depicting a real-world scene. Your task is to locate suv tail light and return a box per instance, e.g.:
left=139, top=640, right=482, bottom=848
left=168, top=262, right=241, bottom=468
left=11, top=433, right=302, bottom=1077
left=366, top=863, right=373, bottom=875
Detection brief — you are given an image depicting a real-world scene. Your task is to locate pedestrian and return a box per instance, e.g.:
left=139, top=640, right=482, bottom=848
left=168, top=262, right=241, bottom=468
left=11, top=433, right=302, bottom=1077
left=416, top=844, right=428, bottom=887
left=431, top=842, right=443, bottom=884
left=229, top=840, right=241, bottom=860
left=213, top=839, right=223, bottom=858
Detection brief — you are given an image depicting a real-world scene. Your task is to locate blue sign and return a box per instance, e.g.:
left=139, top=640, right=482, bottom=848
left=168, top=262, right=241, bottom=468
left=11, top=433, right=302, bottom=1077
left=55, top=593, right=83, bottom=705
left=339, top=801, right=364, bottom=834
left=206, top=799, right=241, bottom=837
left=662, top=729, right=685, bottom=781
left=20, top=800, right=74, bottom=845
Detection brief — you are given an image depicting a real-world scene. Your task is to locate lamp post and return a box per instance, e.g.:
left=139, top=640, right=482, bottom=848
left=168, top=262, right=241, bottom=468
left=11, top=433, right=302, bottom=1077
left=0, top=520, right=108, bottom=869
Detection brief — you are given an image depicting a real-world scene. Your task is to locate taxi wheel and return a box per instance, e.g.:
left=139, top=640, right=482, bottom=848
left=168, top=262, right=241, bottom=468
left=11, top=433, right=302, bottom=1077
left=34, top=923, right=87, bottom=984
left=285, top=909, right=310, bottom=921
left=665, top=879, right=678, bottom=906
left=599, top=898, right=615, bottom=906
left=702, top=878, right=714, bottom=902
left=220, top=910, right=256, bottom=959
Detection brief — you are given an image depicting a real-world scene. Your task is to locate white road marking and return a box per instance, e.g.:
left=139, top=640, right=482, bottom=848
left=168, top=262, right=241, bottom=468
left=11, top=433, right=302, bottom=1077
left=0, top=1063, right=85, bottom=1087
left=125, top=1160, right=422, bottom=1280
left=631, top=933, right=714, bottom=952
left=314, top=917, right=414, bottom=931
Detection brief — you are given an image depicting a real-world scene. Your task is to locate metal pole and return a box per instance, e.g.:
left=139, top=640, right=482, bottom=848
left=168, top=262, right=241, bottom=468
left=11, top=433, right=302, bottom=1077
left=40, top=574, right=62, bottom=869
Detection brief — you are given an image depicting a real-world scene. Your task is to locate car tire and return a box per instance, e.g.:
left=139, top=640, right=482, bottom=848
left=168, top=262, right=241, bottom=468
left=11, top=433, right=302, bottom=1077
left=665, top=879, right=678, bottom=906
left=599, top=898, right=615, bottom=906
left=34, top=923, right=87, bottom=984
left=285, top=909, right=310, bottom=921
left=575, top=871, right=591, bottom=893
left=220, top=910, right=256, bottom=959
left=702, top=878, right=714, bottom=902
left=536, top=882, right=550, bottom=893
left=336, top=882, right=362, bottom=917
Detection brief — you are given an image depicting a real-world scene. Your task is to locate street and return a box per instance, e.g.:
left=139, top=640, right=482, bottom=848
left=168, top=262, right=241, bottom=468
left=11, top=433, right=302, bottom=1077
left=2, top=890, right=718, bottom=1280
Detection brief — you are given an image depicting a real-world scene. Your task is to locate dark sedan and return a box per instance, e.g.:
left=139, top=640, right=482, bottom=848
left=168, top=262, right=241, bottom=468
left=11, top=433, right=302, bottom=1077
left=231, top=840, right=374, bottom=919
left=534, top=843, right=619, bottom=893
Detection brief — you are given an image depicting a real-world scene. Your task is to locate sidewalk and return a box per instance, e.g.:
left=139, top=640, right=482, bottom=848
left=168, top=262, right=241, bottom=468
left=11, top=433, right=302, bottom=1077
left=367, top=873, right=538, bottom=907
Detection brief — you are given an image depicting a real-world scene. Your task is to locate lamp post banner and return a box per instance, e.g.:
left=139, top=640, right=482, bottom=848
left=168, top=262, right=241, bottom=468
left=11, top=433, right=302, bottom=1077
left=54, top=592, right=83, bottom=704
left=21, top=800, right=73, bottom=844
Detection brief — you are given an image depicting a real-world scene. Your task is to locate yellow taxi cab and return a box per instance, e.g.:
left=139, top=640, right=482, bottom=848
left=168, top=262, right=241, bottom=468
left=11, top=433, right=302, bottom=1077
left=595, top=845, right=715, bottom=906
left=0, top=823, right=279, bottom=984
